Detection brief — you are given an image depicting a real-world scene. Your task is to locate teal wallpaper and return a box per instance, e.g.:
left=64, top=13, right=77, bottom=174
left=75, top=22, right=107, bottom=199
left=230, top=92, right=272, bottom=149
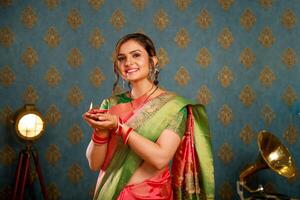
left=1, top=0, right=300, bottom=199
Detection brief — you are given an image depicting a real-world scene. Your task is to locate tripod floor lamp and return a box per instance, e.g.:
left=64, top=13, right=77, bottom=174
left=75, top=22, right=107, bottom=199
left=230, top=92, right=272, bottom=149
left=12, top=104, right=48, bottom=200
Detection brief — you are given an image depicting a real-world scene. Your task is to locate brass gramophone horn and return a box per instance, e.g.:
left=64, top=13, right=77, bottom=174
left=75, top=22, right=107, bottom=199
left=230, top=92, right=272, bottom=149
left=239, top=130, right=296, bottom=183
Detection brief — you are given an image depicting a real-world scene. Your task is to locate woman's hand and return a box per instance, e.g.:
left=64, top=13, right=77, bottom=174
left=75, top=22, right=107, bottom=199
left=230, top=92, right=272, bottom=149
left=82, top=111, right=118, bottom=131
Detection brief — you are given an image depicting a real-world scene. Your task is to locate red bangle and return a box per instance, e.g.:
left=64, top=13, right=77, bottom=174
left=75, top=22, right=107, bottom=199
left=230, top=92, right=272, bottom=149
left=111, top=117, right=133, bottom=144
left=112, top=117, right=123, bottom=136
left=122, top=127, right=133, bottom=144
left=92, top=130, right=110, bottom=145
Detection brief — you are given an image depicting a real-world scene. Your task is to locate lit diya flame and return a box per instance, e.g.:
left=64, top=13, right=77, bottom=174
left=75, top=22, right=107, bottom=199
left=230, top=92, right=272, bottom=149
left=89, top=102, right=93, bottom=111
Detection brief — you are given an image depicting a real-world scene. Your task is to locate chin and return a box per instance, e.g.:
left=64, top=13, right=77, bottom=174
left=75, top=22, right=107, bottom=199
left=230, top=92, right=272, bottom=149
left=128, top=77, right=148, bottom=83
left=126, top=74, right=148, bottom=82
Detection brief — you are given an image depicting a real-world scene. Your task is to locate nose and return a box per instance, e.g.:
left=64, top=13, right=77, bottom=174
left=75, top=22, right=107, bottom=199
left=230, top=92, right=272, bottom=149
left=125, top=57, right=133, bottom=66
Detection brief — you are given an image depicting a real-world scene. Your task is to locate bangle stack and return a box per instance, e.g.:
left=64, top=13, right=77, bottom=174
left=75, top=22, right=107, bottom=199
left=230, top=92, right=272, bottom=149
left=92, top=130, right=110, bottom=145
left=113, top=117, right=134, bottom=144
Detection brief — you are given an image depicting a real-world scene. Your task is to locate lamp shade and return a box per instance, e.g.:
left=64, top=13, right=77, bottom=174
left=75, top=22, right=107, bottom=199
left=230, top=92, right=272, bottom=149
left=14, top=105, right=45, bottom=141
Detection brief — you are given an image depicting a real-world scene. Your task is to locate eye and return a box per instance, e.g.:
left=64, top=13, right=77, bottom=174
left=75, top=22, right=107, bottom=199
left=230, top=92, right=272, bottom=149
left=132, top=53, right=141, bottom=58
left=117, top=56, right=125, bottom=62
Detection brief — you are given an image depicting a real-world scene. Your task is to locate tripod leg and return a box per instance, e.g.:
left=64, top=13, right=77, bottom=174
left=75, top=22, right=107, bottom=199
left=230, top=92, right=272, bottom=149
left=20, top=151, right=30, bottom=199
left=31, top=151, right=48, bottom=200
left=12, top=151, right=24, bottom=200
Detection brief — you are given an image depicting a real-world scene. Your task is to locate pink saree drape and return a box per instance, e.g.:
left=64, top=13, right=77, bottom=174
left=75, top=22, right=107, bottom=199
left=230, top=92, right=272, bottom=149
left=116, top=167, right=173, bottom=200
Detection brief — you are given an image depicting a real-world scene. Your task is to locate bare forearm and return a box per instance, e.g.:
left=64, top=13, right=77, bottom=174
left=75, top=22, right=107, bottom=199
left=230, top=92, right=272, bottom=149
left=86, top=140, right=107, bottom=171
left=128, top=132, right=162, bottom=168
left=126, top=128, right=180, bottom=170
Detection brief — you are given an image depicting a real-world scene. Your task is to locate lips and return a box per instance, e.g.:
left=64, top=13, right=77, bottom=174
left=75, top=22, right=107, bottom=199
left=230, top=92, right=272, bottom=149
left=125, top=68, right=139, bottom=74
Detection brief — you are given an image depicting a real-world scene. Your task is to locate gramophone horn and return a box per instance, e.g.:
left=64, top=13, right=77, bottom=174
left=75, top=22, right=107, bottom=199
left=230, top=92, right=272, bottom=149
left=239, top=130, right=296, bottom=182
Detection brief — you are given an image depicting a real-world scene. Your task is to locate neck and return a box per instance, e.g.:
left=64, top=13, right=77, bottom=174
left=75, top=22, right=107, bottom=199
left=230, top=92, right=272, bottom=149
left=130, top=80, right=155, bottom=99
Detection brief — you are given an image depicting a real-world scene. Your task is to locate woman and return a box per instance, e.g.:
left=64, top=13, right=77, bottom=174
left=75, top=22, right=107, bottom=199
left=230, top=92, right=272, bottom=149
left=83, top=33, right=214, bottom=200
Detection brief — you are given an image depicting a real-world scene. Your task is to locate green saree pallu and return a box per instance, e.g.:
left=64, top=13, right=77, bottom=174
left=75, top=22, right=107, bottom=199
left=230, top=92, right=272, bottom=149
left=93, top=92, right=214, bottom=200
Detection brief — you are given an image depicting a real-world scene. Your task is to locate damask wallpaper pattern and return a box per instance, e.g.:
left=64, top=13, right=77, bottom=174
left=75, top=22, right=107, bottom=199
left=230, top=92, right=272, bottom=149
left=0, top=0, right=299, bottom=199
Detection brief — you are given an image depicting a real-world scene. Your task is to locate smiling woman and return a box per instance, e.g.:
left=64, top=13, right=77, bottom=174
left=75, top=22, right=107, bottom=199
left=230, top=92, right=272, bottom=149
left=82, top=33, right=214, bottom=200
left=116, top=39, right=158, bottom=91
left=112, top=33, right=160, bottom=95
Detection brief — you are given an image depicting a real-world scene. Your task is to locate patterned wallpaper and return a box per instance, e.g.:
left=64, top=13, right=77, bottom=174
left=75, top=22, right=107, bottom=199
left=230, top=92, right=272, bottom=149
left=0, top=0, right=300, bottom=199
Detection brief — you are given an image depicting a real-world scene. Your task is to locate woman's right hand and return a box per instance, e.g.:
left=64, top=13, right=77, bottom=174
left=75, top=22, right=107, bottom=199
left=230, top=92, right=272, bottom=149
left=82, top=110, right=108, bottom=132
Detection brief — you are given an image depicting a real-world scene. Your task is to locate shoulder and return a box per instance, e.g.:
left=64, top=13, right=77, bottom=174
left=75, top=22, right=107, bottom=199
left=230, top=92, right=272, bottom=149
left=100, top=92, right=129, bottom=108
left=164, top=91, right=207, bottom=112
left=164, top=91, right=194, bottom=106
left=107, top=92, right=125, bottom=103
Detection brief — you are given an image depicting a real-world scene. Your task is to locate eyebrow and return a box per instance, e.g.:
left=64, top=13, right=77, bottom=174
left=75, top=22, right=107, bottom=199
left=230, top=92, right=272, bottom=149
left=118, top=49, right=142, bottom=56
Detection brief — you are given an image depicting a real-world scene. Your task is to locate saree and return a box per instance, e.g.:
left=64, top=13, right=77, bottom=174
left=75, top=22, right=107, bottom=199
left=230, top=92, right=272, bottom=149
left=116, top=167, right=173, bottom=200
left=94, top=92, right=214, bottom=200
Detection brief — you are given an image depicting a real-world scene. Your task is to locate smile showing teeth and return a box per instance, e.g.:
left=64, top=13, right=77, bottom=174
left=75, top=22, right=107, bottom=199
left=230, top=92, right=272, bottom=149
left=126, top=69, right=138, bottom=74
